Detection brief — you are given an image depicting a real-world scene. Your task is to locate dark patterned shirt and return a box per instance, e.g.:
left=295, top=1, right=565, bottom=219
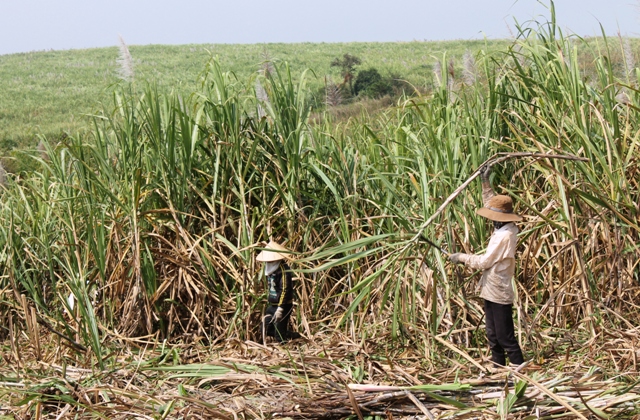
left=266, top=264, right=293, bottom=306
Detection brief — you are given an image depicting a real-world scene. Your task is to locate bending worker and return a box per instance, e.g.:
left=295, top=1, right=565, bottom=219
left=448, top=167, right=525, bottom=367
left=256, top=241, right=300, bottom=343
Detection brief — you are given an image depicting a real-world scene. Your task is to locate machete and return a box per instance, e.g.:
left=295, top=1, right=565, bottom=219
left=419, top=235, right=450, bottom=256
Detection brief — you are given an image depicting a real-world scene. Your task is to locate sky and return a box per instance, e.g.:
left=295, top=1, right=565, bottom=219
left=0, top=0, right=638, bottom=55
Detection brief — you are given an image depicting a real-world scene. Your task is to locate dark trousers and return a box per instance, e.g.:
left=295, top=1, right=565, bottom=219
left=264, top=304, right=294, bottom=342
left=484, top=300, right=524, bottom=366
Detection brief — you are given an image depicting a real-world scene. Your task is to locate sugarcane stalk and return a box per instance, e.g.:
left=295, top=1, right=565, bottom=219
left=408, top=152, right=589, bottom=246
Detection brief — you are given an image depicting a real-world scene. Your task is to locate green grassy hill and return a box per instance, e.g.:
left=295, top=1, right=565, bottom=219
left=0, top=40, right=509, bottom=170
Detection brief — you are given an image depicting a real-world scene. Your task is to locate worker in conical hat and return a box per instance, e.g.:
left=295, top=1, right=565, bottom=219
left=257, top=241, right=300, bottom=343
left=448, top=166, right=525, bottom=368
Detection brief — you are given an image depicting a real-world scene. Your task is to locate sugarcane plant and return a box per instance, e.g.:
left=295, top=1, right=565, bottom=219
left=0, top=5, right=638, bottom=377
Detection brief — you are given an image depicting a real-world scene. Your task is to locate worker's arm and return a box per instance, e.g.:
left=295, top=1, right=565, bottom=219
left=456, top=233, right=508, bottom=270
left=273, top=270, right=292, bottom=322
left=481, top=165, right=495, bottom=206
left=277, top=268, right=293, bottom=306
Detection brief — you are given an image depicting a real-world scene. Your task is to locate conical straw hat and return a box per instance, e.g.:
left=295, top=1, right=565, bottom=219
left=256, top=241, right=291, bottom=262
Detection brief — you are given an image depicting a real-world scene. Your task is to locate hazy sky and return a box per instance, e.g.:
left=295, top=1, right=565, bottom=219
left=0, top=0, right=638, bottom=55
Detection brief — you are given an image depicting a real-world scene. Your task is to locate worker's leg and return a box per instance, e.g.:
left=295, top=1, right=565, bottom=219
left=273, top=304, right=294, bottom=343
left=484, top=300, right=506, bottom=366
left=264, top=305, right=277, bottom=338
left=491, top=302, right=524, bottom=365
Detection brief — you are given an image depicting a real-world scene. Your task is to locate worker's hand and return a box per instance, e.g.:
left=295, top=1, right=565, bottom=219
left=480, top=165, right=491, bottom=182
left=273, top=306, right=284, bottom=323
left=448, top=253, right=464, bottom=264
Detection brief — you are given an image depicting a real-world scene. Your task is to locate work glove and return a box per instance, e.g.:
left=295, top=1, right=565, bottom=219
left=273, top=306, right=284, bottom=323
left=480, top=164, right=491, bottom=183
left=448, top=253, right=464, bottom=264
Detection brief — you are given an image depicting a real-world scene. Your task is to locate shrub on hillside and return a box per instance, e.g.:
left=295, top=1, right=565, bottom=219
left=354, top=68, right=393, bottom=98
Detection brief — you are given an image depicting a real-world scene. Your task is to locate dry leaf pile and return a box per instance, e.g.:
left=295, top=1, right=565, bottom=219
left=1, top=327, right=639, bottom=419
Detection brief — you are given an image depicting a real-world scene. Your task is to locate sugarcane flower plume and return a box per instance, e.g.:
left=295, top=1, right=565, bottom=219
left=117, top=35, right=134, bottom=82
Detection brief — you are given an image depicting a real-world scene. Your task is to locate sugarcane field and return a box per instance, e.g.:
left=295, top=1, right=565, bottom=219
left=2, top=3, right=640, bottom=419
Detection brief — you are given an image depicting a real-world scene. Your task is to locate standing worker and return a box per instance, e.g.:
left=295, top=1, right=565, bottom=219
left=448, top=166, right=525, bottom=367
left=256, top=241, right=300, bottom=343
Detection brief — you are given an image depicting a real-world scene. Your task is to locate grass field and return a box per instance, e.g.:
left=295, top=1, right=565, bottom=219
left=0, top=39, right=509, bottom=171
